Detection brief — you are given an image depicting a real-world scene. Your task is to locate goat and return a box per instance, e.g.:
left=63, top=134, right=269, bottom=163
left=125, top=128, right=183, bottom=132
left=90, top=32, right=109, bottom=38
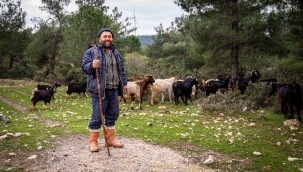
left=65, top=82, right=88, bottom=99
left=37, top=82, right=61, bottom=99
left=201, top=75, right=230, bottom=97
left=37, top=82, right=61, bottom=90
left=230, top=70, right=261, bottom=94
left=30, top=86, right=56, bottom=110
left=149, top=76, right=177, bottom=105
left=173, top=77, right=199, bottom=105
left=124, top=75, right=155, bottom=110
left=269, top=82, right=302, bottom=122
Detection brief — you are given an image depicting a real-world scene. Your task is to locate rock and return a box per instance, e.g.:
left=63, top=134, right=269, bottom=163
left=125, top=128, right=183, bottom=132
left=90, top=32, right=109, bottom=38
left=284, top=119, right=300, bottom=126
left=4, top=159, right=11, bottom=164
left=203, top=155, right=214, bottom=164
left=243, top=107, right=247, bottom=111
left=27, top=154, right=38, bottom=160
left=253, top=151, right=262, bottom=156
left=288, top=157, right=302, bottom=161
left=23, top=132, right=30, bottom=136
left=217, top=113, right=225, bottom=116
left=9, top=152, right=17, bottom=156
left=0, top=135, right=7, bottom=140
left=249, top=123, right=256, bottom=127
left=14, top=132, right=23, bottom=137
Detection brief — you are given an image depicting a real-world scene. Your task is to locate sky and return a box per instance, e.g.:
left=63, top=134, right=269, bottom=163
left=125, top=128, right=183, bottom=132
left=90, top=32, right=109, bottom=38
left=20, top=0, right=186, bottom=36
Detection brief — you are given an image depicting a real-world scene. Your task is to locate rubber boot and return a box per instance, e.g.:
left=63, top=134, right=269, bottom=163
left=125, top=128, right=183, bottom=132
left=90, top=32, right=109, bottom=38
left=105, top=129, right=124, bottom=148
left=89, top=132, right=99, bottom=152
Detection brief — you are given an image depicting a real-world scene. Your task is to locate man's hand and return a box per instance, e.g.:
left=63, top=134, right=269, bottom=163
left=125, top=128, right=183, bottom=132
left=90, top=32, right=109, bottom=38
left=92, top=60, right=100, bottom=68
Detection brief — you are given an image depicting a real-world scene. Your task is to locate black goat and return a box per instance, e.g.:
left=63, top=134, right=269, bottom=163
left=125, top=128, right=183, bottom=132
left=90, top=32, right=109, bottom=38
left=37, top=82, right=61, bottom=90
left=65, top=82, right=88, bottom=98
left=37, top=82, right=61, bottom=99
left=201, top=75, right=230, bottom=97
left=30, top=86, right=56, bottom=110
left=231, top=70, right=261, bottom=94
left=173, top=77, right=199, bottom=105
left=270, top=82, right=302, bottom=122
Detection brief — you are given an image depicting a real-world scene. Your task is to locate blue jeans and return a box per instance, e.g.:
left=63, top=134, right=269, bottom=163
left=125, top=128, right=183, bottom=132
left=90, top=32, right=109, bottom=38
left=88, top=89, right=119, bottom=130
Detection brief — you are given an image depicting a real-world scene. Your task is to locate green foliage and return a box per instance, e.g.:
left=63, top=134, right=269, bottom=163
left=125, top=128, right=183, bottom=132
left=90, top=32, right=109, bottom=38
left=65, top=67, right=86, bottom=82
left=7, top=63, right=35, bottom=79
left=124, top=52, right=148, bottom=77
left=145, top=23, right=190, bottom=60
left=121, top=35, right=141, bottom=54
left=143, top=23, right=200, bottom=78
left=0, top=0, right=29, bottom=73
left=279, top=0, right=303, bottom=58
left=175, top=0, right=287, bottom=78
left=59, top=3, right=112, bottom=68
left=60, top=1, right=135, bottom=69
left=34, top=0, right=71, bottom=80
left=0, top=56, right=36, bottom=79
left=25, top=26, right=54, bottom=68
left=33, top=66, right=50, bottom=82
left=273, top=55, right=303, bottom=85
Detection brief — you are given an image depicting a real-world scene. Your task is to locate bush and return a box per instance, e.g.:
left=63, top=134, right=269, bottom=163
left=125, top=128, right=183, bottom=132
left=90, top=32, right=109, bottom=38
left=33, top=66, right=49, bottom=82
left=65, top=68, right=86, bottom=82
left=195, top=82, right=276, bottom=113
left=7, top=64, right=35, bottom=79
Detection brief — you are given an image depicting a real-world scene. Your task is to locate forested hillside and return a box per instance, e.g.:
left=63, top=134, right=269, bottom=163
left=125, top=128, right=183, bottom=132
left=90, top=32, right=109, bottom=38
left=137, top=35, right=154, bottom=48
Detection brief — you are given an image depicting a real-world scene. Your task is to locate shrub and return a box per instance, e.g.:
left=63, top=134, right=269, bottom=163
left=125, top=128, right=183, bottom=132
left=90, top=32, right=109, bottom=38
left=195, top=82, right=275, bottom=113
left=7, top=63, right=35, bottom=79
left=65, top=68, right=86, bottom=82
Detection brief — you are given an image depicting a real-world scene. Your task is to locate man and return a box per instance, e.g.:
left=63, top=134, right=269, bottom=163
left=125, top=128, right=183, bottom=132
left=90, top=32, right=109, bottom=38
left=82, top=28, right=128, bottom=152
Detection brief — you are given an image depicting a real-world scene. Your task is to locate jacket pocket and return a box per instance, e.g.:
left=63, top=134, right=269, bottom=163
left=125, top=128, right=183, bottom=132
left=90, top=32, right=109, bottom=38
left=87, top=75, right=98, bottom=94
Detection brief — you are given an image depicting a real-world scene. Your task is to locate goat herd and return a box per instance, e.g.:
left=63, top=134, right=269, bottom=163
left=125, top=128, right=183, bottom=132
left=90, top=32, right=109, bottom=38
left=29, top=69, right=303, bottom=122
left=30, top=82, right=87, bottom=110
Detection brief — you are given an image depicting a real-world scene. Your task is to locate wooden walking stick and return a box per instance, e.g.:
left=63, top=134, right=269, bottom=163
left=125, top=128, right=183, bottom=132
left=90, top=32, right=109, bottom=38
left=94, top=45, right=111, bottom=156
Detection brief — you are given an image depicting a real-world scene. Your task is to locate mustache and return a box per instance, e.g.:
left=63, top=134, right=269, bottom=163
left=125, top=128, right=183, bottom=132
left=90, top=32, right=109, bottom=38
left=101, top=41, right=112, bottom=48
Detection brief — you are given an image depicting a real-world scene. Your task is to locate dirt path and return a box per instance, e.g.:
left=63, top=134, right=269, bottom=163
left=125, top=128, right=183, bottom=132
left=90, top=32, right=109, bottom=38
left=0, top=94, right=213, bottom=172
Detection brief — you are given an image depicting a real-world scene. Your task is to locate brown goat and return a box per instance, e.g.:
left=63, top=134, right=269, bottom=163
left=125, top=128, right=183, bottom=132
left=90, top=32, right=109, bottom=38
left=124, top=75, right=155, bottom=110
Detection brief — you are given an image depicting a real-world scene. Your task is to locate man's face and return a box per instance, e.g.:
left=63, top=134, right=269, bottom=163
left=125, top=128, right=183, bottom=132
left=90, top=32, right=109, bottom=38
left=98, top=31, right=113, bottom=48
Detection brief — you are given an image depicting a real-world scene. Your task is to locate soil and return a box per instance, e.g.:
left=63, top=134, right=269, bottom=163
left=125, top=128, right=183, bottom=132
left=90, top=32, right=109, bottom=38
left=0, top=92, right=216, bottom=172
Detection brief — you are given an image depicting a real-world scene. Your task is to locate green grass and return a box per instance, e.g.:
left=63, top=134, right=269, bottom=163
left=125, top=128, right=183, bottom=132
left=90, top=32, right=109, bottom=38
left=0, top=101, right=64, bottom=154
left=1, top=79, right=303, bottom=171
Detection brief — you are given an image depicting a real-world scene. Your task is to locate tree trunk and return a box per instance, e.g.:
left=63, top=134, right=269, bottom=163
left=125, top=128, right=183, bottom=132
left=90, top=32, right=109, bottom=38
left=231, top=44, right=239, bottom=79
left=231, top=0, right=239, bottom=79
left=9, top=54, right=14, bottom=69
left=47, top=53, right=55, bottom=81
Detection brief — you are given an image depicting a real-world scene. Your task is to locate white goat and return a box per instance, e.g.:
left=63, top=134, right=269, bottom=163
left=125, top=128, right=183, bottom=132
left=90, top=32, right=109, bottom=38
left=149, top=77, right=177, bottom=105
